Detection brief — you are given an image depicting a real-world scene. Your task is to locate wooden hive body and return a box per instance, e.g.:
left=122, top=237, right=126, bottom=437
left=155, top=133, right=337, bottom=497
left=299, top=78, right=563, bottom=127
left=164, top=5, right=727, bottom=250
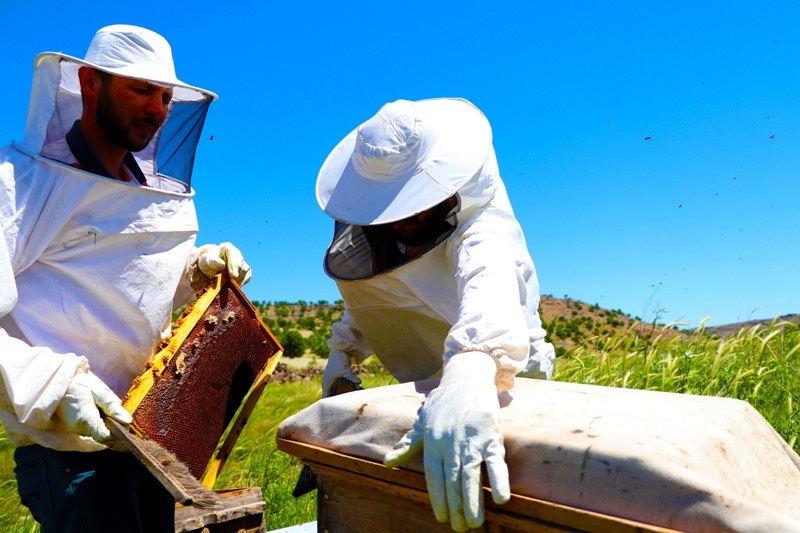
left=277, top=378, right=800, bottom=532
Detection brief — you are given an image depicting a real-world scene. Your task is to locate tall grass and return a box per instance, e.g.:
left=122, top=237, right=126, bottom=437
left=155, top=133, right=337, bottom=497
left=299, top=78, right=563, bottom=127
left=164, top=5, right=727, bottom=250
left=0, top=432, right=44, bottom=533
left=554, top=318, right=800, bottom=448
left=1, top=321, right=798, bottom=530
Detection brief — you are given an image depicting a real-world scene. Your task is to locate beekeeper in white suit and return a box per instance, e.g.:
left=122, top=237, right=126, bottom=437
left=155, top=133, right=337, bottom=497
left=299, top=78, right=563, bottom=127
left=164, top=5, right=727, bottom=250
left=0, top=25, right=250, bottom=532
left=317, top=97, right=555, bottom=532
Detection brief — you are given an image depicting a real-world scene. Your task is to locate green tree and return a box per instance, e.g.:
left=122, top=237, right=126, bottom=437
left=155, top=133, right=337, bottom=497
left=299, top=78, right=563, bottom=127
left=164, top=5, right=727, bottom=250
left=279, top=329, right=306, bottom=358
left=297, top=316, right=316, bottom=330
left=306, top=333, right=331, bottom=358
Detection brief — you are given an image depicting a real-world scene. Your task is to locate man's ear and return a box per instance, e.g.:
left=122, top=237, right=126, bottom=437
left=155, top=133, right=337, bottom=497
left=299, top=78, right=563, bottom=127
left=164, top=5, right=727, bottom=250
left=77, top=66, right=100, bottom=100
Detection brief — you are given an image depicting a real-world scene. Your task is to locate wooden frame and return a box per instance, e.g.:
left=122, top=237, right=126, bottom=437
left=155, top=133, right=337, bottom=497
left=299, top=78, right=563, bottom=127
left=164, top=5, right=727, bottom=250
left=277, top=438, right=683, bottom=533
left=175, top=488, right=266, bottom=533
left=122, top=273, right=283, bottom=486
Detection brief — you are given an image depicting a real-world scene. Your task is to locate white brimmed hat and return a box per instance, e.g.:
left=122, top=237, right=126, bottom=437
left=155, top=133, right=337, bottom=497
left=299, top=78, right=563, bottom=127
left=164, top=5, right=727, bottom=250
left=316, top=98, right=492, bottom=225
left=37, top=24, right=215, bottom=102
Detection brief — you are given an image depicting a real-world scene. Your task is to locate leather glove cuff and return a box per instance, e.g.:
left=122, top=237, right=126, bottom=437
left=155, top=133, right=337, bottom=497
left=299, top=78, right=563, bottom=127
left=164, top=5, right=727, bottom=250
left=322, top=351, right=361, bottom=398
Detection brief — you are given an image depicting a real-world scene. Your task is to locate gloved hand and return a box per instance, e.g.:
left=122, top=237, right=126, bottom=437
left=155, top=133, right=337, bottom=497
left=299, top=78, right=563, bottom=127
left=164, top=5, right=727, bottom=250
left=321, top=350, right=362, bottom=398
left=56, top=371, right=133, bottom=444
left=194, top=242, right=252, bottom=288
left=384, top=351, right=510, bottom=532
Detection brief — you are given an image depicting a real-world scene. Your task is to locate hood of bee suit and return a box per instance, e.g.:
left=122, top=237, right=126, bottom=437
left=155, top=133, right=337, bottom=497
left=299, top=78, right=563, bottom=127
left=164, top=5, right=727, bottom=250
left=19, top=24, right=216, bottom=188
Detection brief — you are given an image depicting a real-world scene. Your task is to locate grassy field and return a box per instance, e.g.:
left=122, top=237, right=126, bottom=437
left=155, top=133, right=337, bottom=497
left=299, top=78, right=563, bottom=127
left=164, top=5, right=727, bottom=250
left=1, top=319, right=798, bottom=531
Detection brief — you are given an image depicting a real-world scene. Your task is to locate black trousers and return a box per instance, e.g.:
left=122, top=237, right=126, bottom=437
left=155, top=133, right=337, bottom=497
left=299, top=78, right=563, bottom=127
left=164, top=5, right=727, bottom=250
left=14, top=444, right=174, bottom=533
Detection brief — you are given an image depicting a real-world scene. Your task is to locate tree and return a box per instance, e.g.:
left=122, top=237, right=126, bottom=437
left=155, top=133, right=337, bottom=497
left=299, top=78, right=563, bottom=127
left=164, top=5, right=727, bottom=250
left=306, top=333, right=331, bottom=358
left=279, top=329, right=306, bottom=358
left=297, top=316, right=316, bottom=330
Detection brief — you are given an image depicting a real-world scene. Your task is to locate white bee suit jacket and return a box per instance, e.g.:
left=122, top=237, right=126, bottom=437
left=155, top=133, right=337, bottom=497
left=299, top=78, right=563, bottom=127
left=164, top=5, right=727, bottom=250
left=325, top=152, right=555, bottom=392
left=0, top=52, right=211, bottom=452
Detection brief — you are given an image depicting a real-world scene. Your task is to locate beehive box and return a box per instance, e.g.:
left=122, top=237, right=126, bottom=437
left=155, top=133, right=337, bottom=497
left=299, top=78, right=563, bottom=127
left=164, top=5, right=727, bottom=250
left=277, top=378, right=800, bottom=532
left=278, top=439, right=683, bottom=533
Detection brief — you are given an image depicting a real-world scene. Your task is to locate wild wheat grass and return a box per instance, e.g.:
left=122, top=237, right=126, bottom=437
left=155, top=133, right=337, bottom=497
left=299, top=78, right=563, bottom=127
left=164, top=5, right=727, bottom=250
left=554, top=319, right=800, bottom=448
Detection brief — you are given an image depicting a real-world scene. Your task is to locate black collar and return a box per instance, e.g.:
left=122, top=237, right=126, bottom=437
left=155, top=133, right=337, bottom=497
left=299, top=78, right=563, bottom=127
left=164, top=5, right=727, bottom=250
left=65, top=121, right=148, bottom=185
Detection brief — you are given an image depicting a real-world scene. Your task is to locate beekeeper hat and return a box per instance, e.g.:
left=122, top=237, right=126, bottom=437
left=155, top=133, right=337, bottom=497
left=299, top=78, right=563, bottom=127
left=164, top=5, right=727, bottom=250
left=37, top=24, right=215, bottom=102
left=316, top=98, right=492, bottom=225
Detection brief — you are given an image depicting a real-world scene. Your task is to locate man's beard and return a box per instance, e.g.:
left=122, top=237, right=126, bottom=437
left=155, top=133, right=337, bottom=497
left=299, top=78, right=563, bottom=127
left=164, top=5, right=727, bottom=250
left=95, top=85, right=160, bottom=152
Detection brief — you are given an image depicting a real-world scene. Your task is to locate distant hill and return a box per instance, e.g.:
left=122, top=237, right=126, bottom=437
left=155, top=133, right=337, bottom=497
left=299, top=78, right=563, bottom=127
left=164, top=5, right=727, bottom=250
left=537, top=295, right=686, bottom=355
left=254, top=296, right=797, bottom=381
left=256, top=295, right=689, bottom=359
left=703, top=314, right=800, bottom=338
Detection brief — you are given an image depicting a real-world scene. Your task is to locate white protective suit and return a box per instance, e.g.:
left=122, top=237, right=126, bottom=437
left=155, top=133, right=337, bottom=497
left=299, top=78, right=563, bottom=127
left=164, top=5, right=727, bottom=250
left=0, top=50, right=215, bottom=452
left=324, top=148, right=555, bottom=392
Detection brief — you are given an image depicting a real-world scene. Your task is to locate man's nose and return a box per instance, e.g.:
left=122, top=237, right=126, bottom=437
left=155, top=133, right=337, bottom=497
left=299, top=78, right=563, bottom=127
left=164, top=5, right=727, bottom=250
left=144, top=93, right=170, bottom=117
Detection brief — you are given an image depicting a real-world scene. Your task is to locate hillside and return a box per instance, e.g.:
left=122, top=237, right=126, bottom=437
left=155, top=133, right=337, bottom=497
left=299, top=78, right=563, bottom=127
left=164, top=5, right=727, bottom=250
left=254, top=295, right=687, bottom=360
left=537, top=295, right=685, bottom=355
left=704, top=314, right=800, bottom=338
left=253, top=296, right=799, bottom=363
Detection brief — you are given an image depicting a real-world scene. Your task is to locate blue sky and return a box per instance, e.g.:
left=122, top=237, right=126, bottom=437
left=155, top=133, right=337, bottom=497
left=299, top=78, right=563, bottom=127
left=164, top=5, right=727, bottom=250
left=1, top=2, right=796, bottom=328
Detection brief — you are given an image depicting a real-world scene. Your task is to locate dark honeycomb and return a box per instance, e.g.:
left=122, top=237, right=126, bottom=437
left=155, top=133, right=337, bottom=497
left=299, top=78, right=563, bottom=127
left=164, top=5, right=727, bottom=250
left=128, top=279, right=281, bottom=480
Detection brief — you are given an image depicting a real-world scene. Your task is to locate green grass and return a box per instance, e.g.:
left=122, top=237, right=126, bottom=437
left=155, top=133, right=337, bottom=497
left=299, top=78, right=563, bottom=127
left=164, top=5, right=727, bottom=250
left=553, top=318, right=800, bottom=448
left=1, top=320, right=798, bottom=531
left=0, top=431, right=38, bottom=533
left=215, top=379, right=321, bottom=529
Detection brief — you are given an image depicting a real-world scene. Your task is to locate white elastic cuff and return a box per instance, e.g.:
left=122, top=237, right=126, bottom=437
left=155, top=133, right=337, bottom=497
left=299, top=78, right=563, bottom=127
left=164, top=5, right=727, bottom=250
left=441, top=350, right=498, bottom=387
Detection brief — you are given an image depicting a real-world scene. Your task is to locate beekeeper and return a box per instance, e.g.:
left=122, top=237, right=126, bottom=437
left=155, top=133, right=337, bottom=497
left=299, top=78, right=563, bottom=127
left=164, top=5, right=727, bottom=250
left=317, top=97, right=556, bottom=532
left=0, top=25, right=250, bottom=532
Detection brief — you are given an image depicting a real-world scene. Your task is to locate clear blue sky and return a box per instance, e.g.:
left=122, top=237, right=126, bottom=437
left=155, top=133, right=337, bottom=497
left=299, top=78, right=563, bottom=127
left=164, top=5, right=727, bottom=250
left=1, top=2, right=796, bottom=328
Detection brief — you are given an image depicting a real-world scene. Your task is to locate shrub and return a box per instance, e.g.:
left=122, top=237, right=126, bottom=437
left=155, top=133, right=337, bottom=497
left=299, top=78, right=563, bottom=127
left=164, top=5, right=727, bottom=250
left=279, top=329, right=306, bottom=358
left=306, top=333, right=331, bottom=358
left=297, top=316, right=316, bottom=330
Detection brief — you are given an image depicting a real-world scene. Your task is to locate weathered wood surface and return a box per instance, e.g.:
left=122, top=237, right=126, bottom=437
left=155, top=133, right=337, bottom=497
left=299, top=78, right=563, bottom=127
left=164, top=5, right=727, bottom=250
left=175, top=487, right=266, bottom=533
left=276, top=438, right=681, bottom=533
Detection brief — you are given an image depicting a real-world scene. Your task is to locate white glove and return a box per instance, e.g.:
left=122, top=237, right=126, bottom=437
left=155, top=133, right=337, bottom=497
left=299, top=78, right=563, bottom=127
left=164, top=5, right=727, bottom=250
left=56, top=371, right=133, bottom=444
left=384, top=351, right=510, bottom=532
left=195, top=242, right=252, bottom=286
left=321, top=350, right=362, bottom=398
